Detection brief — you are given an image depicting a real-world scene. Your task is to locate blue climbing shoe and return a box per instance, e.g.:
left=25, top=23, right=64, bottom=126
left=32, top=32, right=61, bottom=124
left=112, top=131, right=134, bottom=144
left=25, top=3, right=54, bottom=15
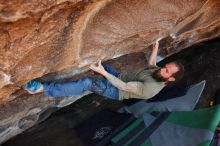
left=23, top=80, right=43, bottom=93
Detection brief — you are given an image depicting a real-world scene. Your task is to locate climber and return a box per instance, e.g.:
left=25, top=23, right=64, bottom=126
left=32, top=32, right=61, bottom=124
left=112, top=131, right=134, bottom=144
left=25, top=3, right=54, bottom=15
left=23, top=40, right=185, bottom=101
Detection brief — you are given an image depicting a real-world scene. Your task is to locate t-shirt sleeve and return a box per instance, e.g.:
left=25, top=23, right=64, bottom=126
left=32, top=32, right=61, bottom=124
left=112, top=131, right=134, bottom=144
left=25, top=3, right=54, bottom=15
left=119, top=67, right=150, bottom=82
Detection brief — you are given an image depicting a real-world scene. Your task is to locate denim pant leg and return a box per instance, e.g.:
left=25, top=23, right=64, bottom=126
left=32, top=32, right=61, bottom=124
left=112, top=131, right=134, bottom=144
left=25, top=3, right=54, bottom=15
left=102, top=64, right=120, bottom=100
left=103, top=64, right=119, bottom=77
left=44, top=65, right=120, bottom=100
left=101, top=79, right=119, bottom=100
left=44, top=77, right=94, bottom=97
left=44, top=77, right=119, bottom=100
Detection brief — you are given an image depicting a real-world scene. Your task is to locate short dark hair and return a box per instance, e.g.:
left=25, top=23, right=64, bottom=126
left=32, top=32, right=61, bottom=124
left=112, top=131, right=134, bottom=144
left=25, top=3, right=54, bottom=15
left=170, top=61, right=185, bottom=82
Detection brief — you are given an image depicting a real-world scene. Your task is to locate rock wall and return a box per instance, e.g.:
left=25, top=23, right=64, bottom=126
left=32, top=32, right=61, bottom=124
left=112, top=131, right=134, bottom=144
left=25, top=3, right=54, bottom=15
left=0, top=0, right=220, bottom=101
left=0, top=0, right=220, bottom=144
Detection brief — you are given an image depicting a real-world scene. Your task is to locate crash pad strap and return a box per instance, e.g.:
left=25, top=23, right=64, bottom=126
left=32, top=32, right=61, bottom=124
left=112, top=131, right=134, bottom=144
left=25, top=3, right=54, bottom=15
left=114, top=121, right=146, bottom=146
left=128, top=112, right=170, bottom=146
left=112, top=112, right=170, bottom=146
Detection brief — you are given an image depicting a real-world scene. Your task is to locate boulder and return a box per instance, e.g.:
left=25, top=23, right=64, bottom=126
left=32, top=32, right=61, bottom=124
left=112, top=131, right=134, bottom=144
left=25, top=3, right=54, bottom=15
left=0, top=0, right=220, bottom=143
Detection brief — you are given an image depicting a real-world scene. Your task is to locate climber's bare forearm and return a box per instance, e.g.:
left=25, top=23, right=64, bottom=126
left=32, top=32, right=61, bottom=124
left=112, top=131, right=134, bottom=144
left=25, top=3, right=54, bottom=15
left=148, top=41, right=159, bottom=67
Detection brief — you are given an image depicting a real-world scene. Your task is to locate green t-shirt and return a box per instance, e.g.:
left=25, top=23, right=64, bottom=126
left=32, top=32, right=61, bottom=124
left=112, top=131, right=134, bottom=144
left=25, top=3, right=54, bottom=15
left=118, top=67, right=165, bottom=100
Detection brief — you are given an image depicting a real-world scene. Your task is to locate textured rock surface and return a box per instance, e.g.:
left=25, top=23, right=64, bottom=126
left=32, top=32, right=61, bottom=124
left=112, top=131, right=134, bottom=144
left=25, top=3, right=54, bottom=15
left=0, top=0, right=220, bottom=101
left=3, top=94, right=123, bottom=146
left=0, top=0, right=220, bottom=144
left=0, top=53, right=146, bottom=144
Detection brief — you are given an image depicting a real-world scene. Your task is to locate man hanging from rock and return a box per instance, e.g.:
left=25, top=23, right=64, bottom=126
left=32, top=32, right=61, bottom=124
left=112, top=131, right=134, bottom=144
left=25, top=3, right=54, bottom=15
left=23, top=40, right=185, bottom=101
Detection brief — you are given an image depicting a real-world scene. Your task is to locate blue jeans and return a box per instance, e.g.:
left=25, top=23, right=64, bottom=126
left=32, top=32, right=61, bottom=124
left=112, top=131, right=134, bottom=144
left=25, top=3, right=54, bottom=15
left=44, top=64, right=119, bottom=100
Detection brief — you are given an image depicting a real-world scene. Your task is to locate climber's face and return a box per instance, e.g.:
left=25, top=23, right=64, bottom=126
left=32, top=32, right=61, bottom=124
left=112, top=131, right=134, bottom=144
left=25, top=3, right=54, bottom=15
left=154, top=62, right=179, bottom=82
